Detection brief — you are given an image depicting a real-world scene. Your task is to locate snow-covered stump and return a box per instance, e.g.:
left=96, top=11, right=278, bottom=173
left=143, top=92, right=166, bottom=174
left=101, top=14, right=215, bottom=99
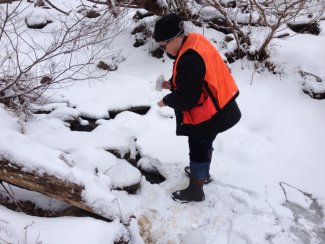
left=0, top=158, right=134, bottom=224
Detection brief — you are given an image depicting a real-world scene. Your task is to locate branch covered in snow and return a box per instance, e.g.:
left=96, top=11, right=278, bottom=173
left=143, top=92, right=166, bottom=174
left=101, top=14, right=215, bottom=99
left=200, top=0, right=325, bottom=61
left=0, top=2, right=128, bottom=113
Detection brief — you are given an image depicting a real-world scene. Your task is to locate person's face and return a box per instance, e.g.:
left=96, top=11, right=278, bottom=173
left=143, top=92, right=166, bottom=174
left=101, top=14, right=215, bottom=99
left=159, top=39, right=172, bottom=51
left=158, top=38, right=179, bottom=57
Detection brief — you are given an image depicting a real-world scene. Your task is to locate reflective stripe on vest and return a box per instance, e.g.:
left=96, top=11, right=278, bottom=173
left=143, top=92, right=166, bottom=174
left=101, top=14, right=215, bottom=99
left=172, top=33, right=239, bottom=125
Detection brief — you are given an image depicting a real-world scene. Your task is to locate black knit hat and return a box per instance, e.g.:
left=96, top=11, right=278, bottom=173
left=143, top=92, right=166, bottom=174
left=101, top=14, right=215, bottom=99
left=153, top=13, right=184, bottom=42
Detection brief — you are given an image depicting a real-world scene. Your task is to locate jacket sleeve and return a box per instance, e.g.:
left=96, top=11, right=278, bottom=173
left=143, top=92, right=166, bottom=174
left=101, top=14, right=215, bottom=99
left=163, top=50, right=206, bottom=111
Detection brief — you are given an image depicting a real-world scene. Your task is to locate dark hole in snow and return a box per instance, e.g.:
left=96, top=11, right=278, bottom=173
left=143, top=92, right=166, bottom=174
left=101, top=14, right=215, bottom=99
left=26, top=20, right=53, bottom=29
left=207, top=18, right=232, bottom=35
left=287, top=22, right=321, bottom=35
left=141, top=170, right=166, bottom=184
left=0, top=196, right=119, bottom=225
left=32, top=109, right=52, bottom=115
left=106, top=149, right=141, bottom=167
left=68, top=117, right=99, bottom=132
left=303, top=88, right=325, bottom=100
left=0, top=196, right=58, bottom=217
left=34, top=106, right=151, bottom=132
left=133, top=10, right=153, bottom=21
left=0, top=191, right=109, bottom=221
left=134, top=39, right=145, bottom=47
left=85, top=10, right=100, bottom=19
left=108, top=106, right=151, bottom=119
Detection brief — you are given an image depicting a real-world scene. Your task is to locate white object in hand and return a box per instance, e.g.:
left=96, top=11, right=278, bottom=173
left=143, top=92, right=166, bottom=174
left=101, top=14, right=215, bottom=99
left=155, top=75, right=164, bottom=91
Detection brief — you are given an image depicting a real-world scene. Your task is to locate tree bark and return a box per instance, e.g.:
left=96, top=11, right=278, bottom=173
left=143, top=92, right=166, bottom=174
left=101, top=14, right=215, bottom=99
left=0, top=159, right=122, bottom=222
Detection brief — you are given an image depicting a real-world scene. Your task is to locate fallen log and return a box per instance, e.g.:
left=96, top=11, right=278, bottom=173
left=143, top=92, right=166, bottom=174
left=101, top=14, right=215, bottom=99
left=0, top=159, right=127, bottom=222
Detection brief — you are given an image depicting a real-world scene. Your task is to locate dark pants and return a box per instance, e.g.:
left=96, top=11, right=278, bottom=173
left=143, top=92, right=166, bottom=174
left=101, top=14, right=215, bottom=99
left=188, top=135, right=217, bottom=179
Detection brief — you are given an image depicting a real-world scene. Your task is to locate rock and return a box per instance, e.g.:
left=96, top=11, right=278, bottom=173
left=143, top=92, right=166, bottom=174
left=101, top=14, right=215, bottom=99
left=34, top=0, right=45, bottom=7
left=151, top=48, right=164, bottom=59
left=85, top=10, right=100, bottom=19
left=97, top=61, right=117, bottom=71
left=77, top=6, right=100, bottom=18
left=131, top=24, right=147, bottom=35
left=131, top=24, right=151, bottom=48
left=40, top=76, right=52, bottom=84
left=208, top=18, right=231, bottom=35
left=300, top=70, right=325, bottom=99
left=133, top=10, right=153, bottom=21
left=26, top=9, right=52, bottom=29
left=225, top=0, right=237, bottom=8
left=224, top=35, right=234, bottom=42
left=134, top=32, right=146, bottom=47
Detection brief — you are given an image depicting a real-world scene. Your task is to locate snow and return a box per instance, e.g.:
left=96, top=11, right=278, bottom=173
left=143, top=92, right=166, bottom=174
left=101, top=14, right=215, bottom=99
left=0, top=206, right=130, bottom=244
left=26, top=8, right=49, bottom=27
left=1, top=1, right=325, bottom=244
left=0, top=105, right=21, bottom=132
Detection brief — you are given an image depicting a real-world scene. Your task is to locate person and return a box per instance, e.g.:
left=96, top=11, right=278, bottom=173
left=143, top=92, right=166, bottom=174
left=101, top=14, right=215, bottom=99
left=153, top=13, right=241, bottom=203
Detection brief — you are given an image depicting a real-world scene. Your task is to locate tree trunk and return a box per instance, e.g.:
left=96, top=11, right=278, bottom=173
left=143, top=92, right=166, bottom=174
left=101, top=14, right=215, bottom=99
left=0, top=159, right=126, bottom=222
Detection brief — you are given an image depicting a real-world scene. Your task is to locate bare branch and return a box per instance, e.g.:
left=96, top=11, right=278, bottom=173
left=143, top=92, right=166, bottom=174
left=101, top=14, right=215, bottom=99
left=87, top=0, right=107, bottom=4
left=44, top=0, right=70, bottom=16
left=0, top=3, right=128, bottom=113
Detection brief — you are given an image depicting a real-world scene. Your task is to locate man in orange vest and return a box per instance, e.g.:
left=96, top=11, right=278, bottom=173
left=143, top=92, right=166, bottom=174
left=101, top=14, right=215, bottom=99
left=154, top=13, right=241, bottom=203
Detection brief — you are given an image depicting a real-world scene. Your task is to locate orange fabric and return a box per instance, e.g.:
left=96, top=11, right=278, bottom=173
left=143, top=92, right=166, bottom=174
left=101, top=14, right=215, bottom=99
left=172, top=33, right=239, bottom=125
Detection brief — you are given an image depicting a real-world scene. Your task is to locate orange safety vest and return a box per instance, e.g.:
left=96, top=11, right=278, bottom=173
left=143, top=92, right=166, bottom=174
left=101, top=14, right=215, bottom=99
left=172, top=32, right=239, bottom=125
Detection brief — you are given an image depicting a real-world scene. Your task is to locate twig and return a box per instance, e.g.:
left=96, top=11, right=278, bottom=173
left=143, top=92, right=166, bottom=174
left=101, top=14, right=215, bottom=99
left=0, top=181, right=23, bottom=212
left=87, top=0, right=107, bottom=4
left=112, top=197, right=124, bottom=223
left=24, top=221, right=35, bottom=244
left=279, top=181, right=314, bottom=203
left=0, top=4, right=125, bottom=113
left=250, top=69, right=256, bottom=85
left=44, top=0, right=70, bottom=16
left=0, top=237, right=11, bottom=244
left=103, top=164, right=118, bottom=174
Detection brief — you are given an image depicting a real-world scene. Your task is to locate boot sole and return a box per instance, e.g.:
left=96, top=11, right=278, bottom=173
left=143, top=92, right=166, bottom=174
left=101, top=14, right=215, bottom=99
left=184, top=166, right=212, bottom=184
left=171, top=195, right=205, bottom=203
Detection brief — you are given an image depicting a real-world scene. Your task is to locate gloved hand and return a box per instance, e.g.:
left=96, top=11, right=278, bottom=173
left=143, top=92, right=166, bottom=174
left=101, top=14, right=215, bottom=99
left=155, top=75, right=171, bottom=91
left=161, top=80, right=171, bottom=90
left=157, top=99, right=166, bottom=107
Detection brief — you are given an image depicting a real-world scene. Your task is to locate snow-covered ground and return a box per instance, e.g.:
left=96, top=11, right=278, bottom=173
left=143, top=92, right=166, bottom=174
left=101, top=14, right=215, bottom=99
left=1, top=1, right=325, bottom=244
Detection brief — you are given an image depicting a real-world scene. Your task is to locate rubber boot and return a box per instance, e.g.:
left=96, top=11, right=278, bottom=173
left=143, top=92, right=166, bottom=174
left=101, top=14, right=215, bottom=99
left=171, top=177, right=206, bottom=203
left=184, top=166, right=212, bottom=184
left=184, top=149, right=213, bottom=184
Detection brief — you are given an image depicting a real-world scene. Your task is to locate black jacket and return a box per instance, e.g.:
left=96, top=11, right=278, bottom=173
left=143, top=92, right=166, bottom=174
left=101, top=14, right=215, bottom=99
left=163, top=49, right=241, bottom=137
